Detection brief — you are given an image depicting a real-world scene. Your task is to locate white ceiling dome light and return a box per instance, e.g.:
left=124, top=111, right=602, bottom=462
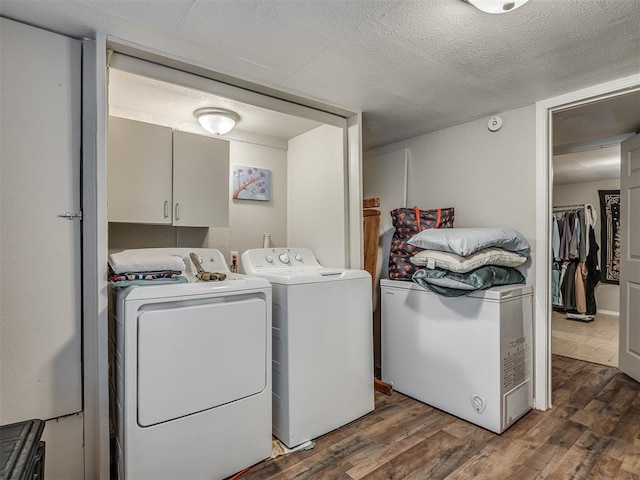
left=463, top=0, right=530, bottom=14
left=194, top=108, right=240, bottom=135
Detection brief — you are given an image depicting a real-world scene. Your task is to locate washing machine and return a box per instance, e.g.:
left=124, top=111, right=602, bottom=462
left=241, top=247, right=374, bottom=448
left=108, top=248, right=272, bottom=480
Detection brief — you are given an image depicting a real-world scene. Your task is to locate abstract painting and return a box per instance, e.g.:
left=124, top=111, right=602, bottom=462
left=232, top=165, right=271, bottom=201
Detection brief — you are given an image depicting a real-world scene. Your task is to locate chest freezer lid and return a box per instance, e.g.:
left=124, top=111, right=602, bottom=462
left=380, top=279, right=532, bottom=300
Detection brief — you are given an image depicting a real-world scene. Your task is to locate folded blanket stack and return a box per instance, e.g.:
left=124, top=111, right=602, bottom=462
left=108, top=250, right=187, bottom=285
left=406, top=227, right=530, bottom=297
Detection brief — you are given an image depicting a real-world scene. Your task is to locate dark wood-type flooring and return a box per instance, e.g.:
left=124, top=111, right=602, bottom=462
left=239, top=355, right=640, bottom=479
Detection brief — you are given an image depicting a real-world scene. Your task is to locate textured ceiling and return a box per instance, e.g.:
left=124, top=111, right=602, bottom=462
left=1, top=0, right=639, bottom=151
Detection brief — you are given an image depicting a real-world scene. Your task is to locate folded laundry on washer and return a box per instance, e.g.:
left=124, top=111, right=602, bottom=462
left=109, top=250, right=185, bottom=274
left=109, top=270, right=183, bottom=282
left=108, top=267, right=188, bottom=286
left=108, top=276, right=189, bottom=287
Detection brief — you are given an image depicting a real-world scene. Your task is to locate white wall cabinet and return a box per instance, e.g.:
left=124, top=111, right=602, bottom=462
left=108, top=116, right=229, bottom=227
left=173, top=130, right=229, bottom=227
left=108, top=117, right=173, bottom=224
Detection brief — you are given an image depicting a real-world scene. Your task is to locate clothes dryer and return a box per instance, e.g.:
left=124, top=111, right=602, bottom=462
left=109, top=248, right=271, bottom=480
left=241, top=248, right=374, bottom=448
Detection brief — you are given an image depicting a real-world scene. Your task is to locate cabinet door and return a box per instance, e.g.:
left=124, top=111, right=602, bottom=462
left=173, top=131, right=230, bottom=227
left=107, top=117, right=173, bottom=224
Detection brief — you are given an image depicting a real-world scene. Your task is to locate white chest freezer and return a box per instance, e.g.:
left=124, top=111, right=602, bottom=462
left=380, top=279, right=533, bottom=434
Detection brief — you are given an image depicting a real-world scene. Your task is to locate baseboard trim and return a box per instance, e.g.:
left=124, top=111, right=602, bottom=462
left=598, top=309, right=620, bottom=316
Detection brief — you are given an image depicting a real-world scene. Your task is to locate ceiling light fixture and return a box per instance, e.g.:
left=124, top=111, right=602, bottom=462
left=194, top=108, right=240, bottom=135
left=463, top=0, right=530, bottom=14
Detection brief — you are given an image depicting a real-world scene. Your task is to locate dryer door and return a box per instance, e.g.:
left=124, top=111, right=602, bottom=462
left=136, top=296, right=267, bottom=427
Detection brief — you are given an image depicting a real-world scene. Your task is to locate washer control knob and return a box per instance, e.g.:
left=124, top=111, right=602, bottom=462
left=294, top=254, right=302, bottom=262
left=279, top=253, right=290, bottom=264
left=265, top=255, right=274, bottom=263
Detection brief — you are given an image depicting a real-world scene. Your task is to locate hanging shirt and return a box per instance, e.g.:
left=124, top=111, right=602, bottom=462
left=552, top=263, right=561, bottom=306
left=560, top=211, right=573, bottom=260
left=575, top=263, right=588, bottom=314
left=585, top=225, right=600, bottom=316
left=569, top=212, right=580, bottom=259
left=585, top=204, right=597, bottom=230
left=558, top=262, right=568, bottom=307
left=552, top=215, right=561, bottom=262
left=578, top=210, right=587, bottom=261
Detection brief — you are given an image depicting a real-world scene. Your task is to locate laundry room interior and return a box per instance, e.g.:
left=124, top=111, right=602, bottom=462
left=2, top=0, right=640, bottom=479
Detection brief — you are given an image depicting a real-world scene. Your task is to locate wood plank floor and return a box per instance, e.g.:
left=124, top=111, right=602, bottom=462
left=237, top=356, right=640, bottom=479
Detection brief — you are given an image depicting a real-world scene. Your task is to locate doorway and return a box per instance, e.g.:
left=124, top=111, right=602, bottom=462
left=534, top=75, right=640, bottom=410
left=549, top=93, right=638, bottom=367
left=535, top=78, right=640, bottom=410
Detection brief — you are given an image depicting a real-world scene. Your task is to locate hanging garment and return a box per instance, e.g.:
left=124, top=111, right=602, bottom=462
left=552, top=215, right=561, bottom=262
left=585, top=225, right=600, bottom=316
left=563, top=212, right=573, bottom=260
left=561, top=260, right=578, bottom=312
left=558, top=262, right=568, bottom=308
left=578, top=210, right=587, bottom=262
left=585, top=204, right=597, bottom=230
left=574, top=262, right=588, bottom=314
left=569, top=212, right=580, bottom=259
left=552, top=262, right=561, bottom=306
left=556, top=214, right=565, bottom=238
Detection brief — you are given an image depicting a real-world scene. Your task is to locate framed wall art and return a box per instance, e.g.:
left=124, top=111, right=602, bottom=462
left=232, top=165, right=271, bottom=201
left=599, top=189, right=620, bottom=284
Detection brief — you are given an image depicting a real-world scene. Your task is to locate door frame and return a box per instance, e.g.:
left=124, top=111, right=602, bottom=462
left=534, top=73, right=640, bottom=410
left=82, top=34, right=110, bottom=480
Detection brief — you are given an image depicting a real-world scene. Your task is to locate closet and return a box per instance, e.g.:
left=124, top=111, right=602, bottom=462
left=551, top=204, right=599, bottom=320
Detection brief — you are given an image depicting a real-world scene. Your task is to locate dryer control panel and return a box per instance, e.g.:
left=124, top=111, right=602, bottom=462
left=241, top=248, right=320, bottom=274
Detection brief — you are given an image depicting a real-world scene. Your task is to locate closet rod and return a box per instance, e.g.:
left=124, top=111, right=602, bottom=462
left=553, top=204, right=586, bottom=212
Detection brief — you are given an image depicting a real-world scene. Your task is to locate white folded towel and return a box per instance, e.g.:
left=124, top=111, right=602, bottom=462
left=109, top=250, right=185, bottom=274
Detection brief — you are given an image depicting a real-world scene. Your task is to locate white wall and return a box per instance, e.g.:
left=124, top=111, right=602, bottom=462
left=553, top=177, right=620, bottom=314
left=216, top=141, right=288, bottom=258
left=108, top=138, right=287, bottom=264
left=364, top=105, right=537, bottom=369
left=287, top=124, right=346, bottom=267
left=366, top=105, right=537, bottom=278
left=362, top=149, right=407, bottom=371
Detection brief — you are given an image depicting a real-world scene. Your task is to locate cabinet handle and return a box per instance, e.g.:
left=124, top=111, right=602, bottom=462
left=175, top=203, right=180, bottom=221
left=164, top=200, right=169, bottom=218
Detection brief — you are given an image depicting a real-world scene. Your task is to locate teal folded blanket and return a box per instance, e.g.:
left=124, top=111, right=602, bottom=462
left=412, top=265, right=524, bottom=297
